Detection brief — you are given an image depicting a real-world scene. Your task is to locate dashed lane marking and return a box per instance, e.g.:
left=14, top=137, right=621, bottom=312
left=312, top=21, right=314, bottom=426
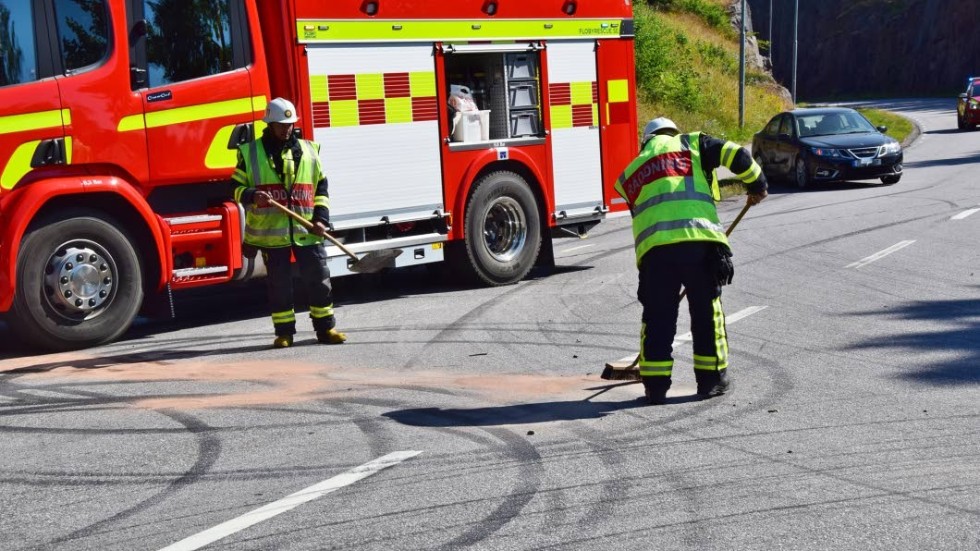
left=609, top=305, right=768, bottom=365
left=675, top=305, right=769, bottom=342
left=951, top=208, right=980, bottom=220
left=158, top=451, right=422, bottom=551
left=846, top=240, right=916, bottom=269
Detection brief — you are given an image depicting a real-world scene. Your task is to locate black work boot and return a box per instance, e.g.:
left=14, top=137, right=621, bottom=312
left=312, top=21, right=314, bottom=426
left=696, top=369, right=731, bottom=399
left=642, top=377, right=671, bottom=405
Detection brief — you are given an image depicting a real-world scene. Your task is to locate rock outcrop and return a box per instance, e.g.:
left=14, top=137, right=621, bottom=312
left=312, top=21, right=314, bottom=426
left=747, top=0, right=980, bottom=100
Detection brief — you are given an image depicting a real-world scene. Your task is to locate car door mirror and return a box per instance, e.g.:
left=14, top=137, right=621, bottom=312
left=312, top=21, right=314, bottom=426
left=876, top=125, right=887, bottom=133
left=778, top=133, right=792, bottom=142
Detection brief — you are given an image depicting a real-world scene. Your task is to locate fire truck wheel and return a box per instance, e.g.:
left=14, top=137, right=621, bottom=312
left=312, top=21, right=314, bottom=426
left=11, top=213, right=144, bottom=351
left=464, top=171, right=541, bottom=286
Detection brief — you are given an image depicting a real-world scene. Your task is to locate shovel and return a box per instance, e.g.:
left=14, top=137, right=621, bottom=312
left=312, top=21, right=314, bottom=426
left=266, top=198, right=402, bottom=274
left=601, top=200, right=753, bottom=381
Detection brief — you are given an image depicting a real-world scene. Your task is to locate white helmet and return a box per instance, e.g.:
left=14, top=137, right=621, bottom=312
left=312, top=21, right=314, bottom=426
left=642, top=117, right=680, bottom=144
left=263, top=97, right=299, bottom=124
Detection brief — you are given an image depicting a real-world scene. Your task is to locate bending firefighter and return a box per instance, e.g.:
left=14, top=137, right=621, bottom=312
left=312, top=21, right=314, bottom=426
left=232, top=97, right=347, bottom=348
left=614, top=117, right=767, bottom=405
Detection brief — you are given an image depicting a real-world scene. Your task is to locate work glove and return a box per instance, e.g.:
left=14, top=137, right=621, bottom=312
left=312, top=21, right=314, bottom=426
left=253, top=190, right=272, bottom=208
left=313, top=220, right=330, bottom=237
left=712, top=244, right=734, bottom=286
left=746, top=191, right=767, bottom=206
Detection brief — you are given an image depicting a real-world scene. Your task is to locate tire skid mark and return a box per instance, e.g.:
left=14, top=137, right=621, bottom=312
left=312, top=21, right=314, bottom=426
left=345, top=410, right=388, bottom=459
left=564, top=425, right=633, bottom=529
left=563, top=352, right=793, bottom=548
left=52, top=408, right=221, bottom=545
left=436, top=426, right=544, bottom=550
left=331, top=396, right=550, bottom=549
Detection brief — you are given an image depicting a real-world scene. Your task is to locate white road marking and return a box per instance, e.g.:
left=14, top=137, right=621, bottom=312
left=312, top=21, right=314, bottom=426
left=675, top=305, right=769, bottom=342
left=558, top=244, right=595, bottom=254
left=158, top=451, right=422, bottom=551
left=17, top=389, right=88, bottom=400
left=951, top=208, right=980, bottom=220
left=846, top=240, right=916, bottom=269
left=609, top=305, right=768, bottom=364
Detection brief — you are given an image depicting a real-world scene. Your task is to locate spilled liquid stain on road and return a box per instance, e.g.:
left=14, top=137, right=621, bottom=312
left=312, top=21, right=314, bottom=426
left=1, top=351, right=606, bottom=410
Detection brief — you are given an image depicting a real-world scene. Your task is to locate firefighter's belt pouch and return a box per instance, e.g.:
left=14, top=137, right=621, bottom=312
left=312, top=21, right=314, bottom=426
left=243, top=243, right=259, bottom=260
left=712, top=243, right=734, bottom=286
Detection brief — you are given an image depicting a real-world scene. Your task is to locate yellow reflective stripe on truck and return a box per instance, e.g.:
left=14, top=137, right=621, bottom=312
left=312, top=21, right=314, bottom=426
left=0, top=136, right=73, bottom=190
left=1, top=140, right=40, bottom=190
left=297, top=19, right=627, bottom=43
left=0, top=109, right=72, bottom=190
left=0, top=109, right=67, bottom=134
left=205, top=124, right=239, bottom=169
left=117, top=96, right=267, bottom=132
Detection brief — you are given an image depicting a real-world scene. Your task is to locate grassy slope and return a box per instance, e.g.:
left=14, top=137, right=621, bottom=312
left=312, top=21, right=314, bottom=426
left=634, top=0, right=791, bottom=144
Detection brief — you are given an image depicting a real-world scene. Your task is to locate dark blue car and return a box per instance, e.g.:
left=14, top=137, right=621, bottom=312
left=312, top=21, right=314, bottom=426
left=752, top=107, right=903, bottom=189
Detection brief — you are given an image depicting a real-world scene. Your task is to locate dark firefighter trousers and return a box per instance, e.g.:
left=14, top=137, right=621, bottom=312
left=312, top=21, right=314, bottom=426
left=637, top=242, right=729, bottom=394
left=261, top=243, right=336, bottom=336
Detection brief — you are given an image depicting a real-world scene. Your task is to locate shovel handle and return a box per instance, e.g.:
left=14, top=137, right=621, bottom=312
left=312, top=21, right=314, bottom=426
left=725, top=201, right=752, bottom=237
left=676, top=202, right=751, bottom=301
left=266, top=198, right=359, bottom=261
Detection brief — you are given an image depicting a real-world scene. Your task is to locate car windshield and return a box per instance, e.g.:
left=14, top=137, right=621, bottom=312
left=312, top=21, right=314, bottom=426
left=797, top=111, right=877, bottom=137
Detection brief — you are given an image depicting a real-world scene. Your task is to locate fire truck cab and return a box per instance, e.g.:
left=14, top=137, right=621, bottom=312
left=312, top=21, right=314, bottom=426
left=0, top=0, right=637, bottom=351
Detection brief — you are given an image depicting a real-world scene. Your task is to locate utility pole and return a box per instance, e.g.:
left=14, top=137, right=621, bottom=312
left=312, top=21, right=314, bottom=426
left=738, top=0, right=745, bottom=127
left=768, top=0, right=773, bottom=61
left=792, top=0, right=798, bottom=104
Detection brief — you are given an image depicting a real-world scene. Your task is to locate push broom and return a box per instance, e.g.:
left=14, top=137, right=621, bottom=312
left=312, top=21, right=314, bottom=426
left=600, top=200, right=753, bottom=381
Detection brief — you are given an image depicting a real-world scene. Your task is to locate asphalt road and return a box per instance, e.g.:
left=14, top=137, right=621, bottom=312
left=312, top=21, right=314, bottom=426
left=1, top=98, right=978, bottom=550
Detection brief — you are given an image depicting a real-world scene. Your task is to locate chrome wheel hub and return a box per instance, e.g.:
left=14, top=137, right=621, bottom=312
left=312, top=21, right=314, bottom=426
left=483, top=196, right=527, bottom=262
left=44, top=241, right=115, bottom=319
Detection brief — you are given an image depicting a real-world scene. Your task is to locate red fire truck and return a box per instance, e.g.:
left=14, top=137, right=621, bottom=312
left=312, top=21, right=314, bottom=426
left=0, top=0, right=637, bottom=351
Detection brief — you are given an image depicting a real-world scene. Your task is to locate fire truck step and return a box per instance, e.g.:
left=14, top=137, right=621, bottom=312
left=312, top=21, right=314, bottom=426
left=164, top=214, right=223, bottom=226
left=173, top=266, right=228, bottom=278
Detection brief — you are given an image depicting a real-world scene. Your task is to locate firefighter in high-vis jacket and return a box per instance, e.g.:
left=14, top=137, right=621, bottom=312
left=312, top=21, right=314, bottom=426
left=232, top=97, right=347, bottom=348
left=614, top=117, right=767, bottom=404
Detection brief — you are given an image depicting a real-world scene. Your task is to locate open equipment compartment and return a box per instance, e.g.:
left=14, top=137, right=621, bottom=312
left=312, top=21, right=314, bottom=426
left=443, top=45, right=543, bottom=143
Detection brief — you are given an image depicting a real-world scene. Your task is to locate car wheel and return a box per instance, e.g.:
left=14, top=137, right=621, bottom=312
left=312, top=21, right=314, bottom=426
left=10, top=212, right=144, bottom=351
left=463, top=170, right=542, bottom=286
left=880, top=174, right=901, bottom=185
left=794, top=158, right=809, bottom=190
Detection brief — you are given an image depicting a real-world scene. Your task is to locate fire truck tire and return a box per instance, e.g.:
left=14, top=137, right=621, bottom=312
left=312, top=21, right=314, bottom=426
left=463, top=170, right=541, bottom=286
left=11, top=212, right=144, bottom=351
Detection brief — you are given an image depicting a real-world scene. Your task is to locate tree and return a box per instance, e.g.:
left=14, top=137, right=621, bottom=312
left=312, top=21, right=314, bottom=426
left=145, top=0, right=231, bottom=85
left=0, top=5, right=25, bottom=85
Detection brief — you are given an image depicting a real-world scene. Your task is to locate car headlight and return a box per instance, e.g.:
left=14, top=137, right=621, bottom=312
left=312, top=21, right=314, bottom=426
left=880, top=141, right=901, bottom=155
left=970, top=99, right=979, bottom=110
left=809, top=146, right=845, bottom=158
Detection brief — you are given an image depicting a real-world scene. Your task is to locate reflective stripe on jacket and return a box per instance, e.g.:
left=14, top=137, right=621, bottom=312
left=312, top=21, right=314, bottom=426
left=235, top=138, right=325, bottom=248
left=614, top=132, right=729, bottom=265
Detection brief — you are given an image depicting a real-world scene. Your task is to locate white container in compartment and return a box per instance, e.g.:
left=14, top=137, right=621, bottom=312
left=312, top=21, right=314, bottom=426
left=452, top=110, right=491, bottom=142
